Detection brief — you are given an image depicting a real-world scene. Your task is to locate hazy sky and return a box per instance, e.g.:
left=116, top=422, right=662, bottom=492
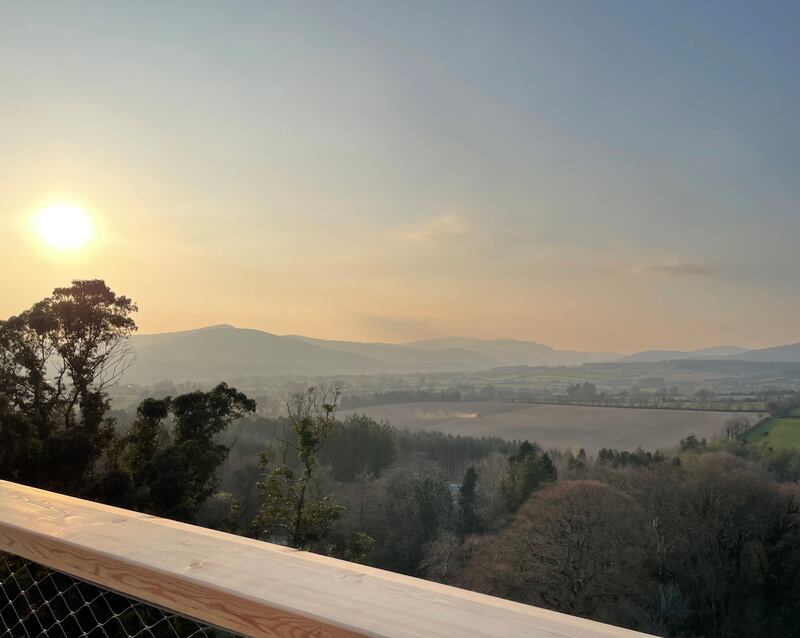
left=1, top=1, right=798, bottom=352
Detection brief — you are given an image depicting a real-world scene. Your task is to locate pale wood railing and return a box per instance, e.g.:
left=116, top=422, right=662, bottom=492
left=0, top=480, right=653, bottom=637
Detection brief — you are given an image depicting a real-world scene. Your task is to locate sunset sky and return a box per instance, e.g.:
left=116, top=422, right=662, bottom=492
left=1, top=1, right=798, bottom=352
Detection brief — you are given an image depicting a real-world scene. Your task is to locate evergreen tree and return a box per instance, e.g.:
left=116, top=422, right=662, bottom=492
left=457, top=466, right=483, bottom=537
left=501, top=441, right=556, bottom=512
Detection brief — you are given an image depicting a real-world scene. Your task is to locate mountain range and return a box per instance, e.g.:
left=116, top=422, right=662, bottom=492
left=123, top=324, right=800, bottom=384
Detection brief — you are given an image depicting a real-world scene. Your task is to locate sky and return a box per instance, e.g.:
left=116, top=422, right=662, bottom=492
left=1, top=1, right=798, bottom=352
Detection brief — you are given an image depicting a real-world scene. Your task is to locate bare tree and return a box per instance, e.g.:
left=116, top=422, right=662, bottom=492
left=462, top=480, right=654, bottom=629
left=252, top=384, right=345, bottom=549
left=723, top=417, right=752, bottom=440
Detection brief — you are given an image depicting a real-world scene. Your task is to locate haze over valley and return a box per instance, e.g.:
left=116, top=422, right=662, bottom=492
left=126, top=324, right=800, bottom=384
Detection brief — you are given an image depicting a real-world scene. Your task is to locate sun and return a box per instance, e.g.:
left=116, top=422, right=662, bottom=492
left=34, top=203, right=94, bottom=251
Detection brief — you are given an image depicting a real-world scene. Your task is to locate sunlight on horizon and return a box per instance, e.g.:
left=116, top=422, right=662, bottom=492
left=34, top=203, right=94, bottom=252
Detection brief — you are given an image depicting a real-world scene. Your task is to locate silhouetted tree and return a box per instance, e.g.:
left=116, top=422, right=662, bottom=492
left=0, top=280, right=137, bottom=493
left=112, top=383, right=255, bottom=522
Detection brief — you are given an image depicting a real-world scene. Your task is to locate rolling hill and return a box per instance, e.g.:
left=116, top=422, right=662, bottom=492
left=123, top=325, right=800, bottom=385
left=127, top=325, right=381, bottom=382
left=404, top=337, right=620, bottom=366
left=287, top=336, right=500, bottom=369
left=723, top=342, right=800, bottom=362
left=617, top=346, right=750, bottom=363
left=128, top=326, right=506, bottom=384
left=618, top=344, right=800, bottom=364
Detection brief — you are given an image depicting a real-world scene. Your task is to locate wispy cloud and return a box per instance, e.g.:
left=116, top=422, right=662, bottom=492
left=632, top=258, right=715, bottom=276
left=403, top=214, right=468, bottom=243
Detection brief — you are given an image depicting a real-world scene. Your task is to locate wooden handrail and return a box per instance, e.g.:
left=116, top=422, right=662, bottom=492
left=0, top=480, right=652, bottom=638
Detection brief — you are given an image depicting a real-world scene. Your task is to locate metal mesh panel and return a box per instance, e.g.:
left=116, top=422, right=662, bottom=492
left=0, top=552, right=243, bottom=638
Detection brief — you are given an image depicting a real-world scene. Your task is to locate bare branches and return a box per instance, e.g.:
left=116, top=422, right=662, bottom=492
left=253, top=384, right=345, bottom=549
left=96, top=338, right=136, bottom=392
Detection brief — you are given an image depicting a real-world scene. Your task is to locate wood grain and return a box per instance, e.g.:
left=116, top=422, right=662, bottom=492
left=0, top=480, right=653, bottom=638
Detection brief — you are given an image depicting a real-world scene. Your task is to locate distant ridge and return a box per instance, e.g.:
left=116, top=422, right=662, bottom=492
left=722, top=342, right=800, bottom=363
left=403, top=337, right=620, bottom=366
left=126, top=327, right=620, bottom=384
left=617, top=346, right=750, bottom=363
left=123, top=325, right=800, bottom=384
left=616, top=343, right=800, bottom=364
left=287, top=335, right=500, bottom=368
left=128, top=325, right=380, bottom=383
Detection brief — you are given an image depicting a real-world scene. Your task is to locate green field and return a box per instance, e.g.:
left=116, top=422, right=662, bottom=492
left=746, top=417, right=800, bottom=449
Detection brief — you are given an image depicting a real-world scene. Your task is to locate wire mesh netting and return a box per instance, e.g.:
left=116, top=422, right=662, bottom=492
left=0, top=552, right=243, bottom=638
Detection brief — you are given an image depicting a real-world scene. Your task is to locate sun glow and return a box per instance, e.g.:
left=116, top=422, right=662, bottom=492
left=34, top=203, right=94, bottom=251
